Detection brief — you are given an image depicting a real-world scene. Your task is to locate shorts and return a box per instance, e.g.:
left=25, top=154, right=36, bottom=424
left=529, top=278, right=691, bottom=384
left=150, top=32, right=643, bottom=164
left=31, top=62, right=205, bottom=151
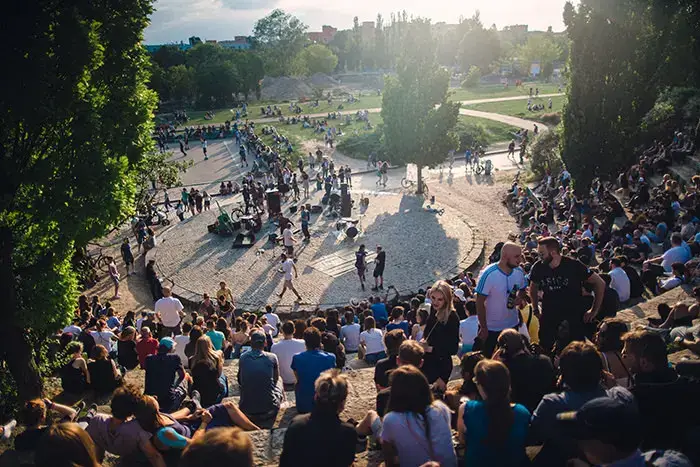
left=111, top=276, right=119, bottom=286
left=284, top=279, right=294, bottom=288
left=123, top=256, right=134, bottom=265
left=285, top=245, right=294, bottom=256
left=357, top=267, right=366, bottom=277
left=364, top=351, right=387, bottom=365
left=373, top=267, right=384, bottom=278
left=187, top=403, right=231, bottom=431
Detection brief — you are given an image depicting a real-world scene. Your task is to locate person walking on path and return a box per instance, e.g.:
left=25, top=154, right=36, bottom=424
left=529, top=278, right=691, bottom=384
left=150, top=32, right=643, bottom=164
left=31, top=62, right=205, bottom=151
left=181, top=188, right=189, bottom=212
left=356, top=244, right=368, bottom=291
left=300, top=205, right=311, bottom=242
left=372, top=245, right=386, bottom=291
left=176, top=201, right=185, bottom=221
left=120, top=239, right=135, bottom=276
left=108, top=256, right=120, bottom=299
left=179, top=139, right=187, bottom=156
left=184, top=132, right=189, bottom=150
left=201, top=137, right=208, bottom=161
left=278, top=253, right=302, bottom=302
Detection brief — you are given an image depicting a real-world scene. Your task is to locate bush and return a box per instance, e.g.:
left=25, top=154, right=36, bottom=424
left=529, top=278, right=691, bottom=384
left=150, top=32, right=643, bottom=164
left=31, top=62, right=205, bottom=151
left=536, top=113, right=562, bottom=126
left=461, top=66, right=481, bottom=89
left=336, top=129, right=387, bottom=161
left=528, top=129, right=563, bottom=179
left=454, top=119, right=490, bottom=151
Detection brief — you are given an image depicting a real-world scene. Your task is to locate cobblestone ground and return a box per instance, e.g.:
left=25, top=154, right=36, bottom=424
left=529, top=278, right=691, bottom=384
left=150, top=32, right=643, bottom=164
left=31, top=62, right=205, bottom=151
left=149, top=184, right=482, bottom=310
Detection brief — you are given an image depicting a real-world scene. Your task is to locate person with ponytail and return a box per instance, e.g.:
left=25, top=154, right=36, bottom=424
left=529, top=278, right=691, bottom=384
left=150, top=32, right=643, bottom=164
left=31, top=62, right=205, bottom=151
left=381, top=365, right=457, bottom=467
left=420, top=280, right=460, bottom=391
left=457, top=359, right=531, bottom=466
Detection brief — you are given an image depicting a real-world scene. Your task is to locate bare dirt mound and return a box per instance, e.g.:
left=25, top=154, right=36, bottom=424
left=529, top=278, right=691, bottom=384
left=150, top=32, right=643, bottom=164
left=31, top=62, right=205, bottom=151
left=308, top=72, right=340, bottom=88
left=261, top=76, right=313, bottom=101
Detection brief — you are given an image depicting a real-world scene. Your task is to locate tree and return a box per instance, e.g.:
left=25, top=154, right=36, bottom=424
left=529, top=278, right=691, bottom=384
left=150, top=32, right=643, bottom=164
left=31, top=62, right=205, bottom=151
left=516, top=36, right=562, bottom=78
left=461, top=66, right=482, bottom=88
left=457, top=12, right=501, bottom=73
left=1, top=0, right=157, bottom=400
left=196, top=61, right=241, bottom=107
left=252, top=9, right=308, bottom=76
left=151, top=45, right=186, bottom=69
left=134, top=152, right=193, bottom=214
left=329, top=30, right=352, bottom=71
left=295, top=44, right=339, bottom=76
left=382, top=19, right=460, bottom=194
left=169, top=65, right=197, bottom=103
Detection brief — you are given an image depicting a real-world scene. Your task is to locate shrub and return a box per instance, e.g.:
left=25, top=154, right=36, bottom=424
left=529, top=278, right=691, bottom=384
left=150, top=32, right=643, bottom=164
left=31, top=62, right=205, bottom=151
left=537, top=113, right=561, bottom=126
left=336, top=129, right=387, bottom=161
left=454, top=119, right=490, bottom=151
left=461, top=66, right=481, bottom=89
left=528, top=128, right=563, bottom=179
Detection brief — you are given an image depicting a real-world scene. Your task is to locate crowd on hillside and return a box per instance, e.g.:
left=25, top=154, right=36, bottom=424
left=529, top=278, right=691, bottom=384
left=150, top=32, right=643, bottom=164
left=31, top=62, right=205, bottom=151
left=4, top=128, right=700, bottom=466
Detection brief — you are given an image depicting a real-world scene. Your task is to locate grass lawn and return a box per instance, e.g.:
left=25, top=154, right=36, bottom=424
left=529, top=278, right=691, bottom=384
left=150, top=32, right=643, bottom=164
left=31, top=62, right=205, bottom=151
left=448, top=82, right=561, bottom=102
left=458, top=115, right=519, bottom=146
left=463, top=95, right=567, bottom=118
left=158, top=82, right=561, bottom=126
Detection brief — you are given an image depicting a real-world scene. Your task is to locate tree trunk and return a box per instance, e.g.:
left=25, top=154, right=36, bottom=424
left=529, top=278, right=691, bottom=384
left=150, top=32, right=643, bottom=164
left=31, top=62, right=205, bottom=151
left=417, top=164, right=424, bottom=194
left=0, top=226, right=43, bottom=400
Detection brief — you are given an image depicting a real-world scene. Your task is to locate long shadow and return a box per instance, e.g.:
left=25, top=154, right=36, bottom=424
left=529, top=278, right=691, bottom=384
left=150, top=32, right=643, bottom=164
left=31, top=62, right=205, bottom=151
left=316, top=194, right=460, bottom=304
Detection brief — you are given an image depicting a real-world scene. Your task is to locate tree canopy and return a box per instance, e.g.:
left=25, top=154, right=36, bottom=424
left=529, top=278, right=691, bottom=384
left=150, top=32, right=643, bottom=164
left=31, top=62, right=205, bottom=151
left=253, top=9, right=309, bottom=76
left=293, top=44, right=339, bottom=76
left=0, top=0, right=157, bottom=400
left=381, top=19, right=460, bottom=193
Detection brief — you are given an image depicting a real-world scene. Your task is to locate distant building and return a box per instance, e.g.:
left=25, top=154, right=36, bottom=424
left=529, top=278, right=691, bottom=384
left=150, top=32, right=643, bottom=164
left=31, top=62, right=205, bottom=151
left=219, top=36, right=252, bottom=50
left=144, top=42, right=192, bottom=53
left=307, top=25, right=337, bottom=45
left=361, top=21, right=375, bottom=44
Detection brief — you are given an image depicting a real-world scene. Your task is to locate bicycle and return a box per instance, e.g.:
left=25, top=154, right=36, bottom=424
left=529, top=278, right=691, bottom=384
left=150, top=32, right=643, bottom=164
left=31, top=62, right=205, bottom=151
left=86, top=242, right=112, bottom=273
left=400, top=178, right=430, bottom=197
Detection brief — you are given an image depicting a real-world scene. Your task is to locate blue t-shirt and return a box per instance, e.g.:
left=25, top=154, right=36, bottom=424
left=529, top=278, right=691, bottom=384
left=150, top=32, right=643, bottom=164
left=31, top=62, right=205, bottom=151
left=206, top=330, right=225, bottom=351
left=290, top=350, right=336, bottom=413
left=370, top=303, right=388, bottom=324
left=386, top=320, right=410, bottom=338
left=463, top=400, right=530, bottom=467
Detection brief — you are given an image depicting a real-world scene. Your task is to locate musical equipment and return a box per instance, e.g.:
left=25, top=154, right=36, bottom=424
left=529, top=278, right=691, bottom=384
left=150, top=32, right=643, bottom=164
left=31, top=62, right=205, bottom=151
left=346, top=226, right=359, bottom=238
left=232, top=231, right=255, bottom=249
left=341, top=193, right=352, bottom=217
left=266, top=189, right=281, bottom=215
left=311, top=205, right=323, bottom=214
left=289, top=205, right=298, bottom=214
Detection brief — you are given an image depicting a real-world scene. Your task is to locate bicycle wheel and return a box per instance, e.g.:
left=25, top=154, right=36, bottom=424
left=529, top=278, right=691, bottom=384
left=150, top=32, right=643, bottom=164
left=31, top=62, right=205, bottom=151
left=400, top=178, right=411, bottom=189
left=96, top=256, right=111, bottom=273
left=475, top=164, right=483, bottom=175
left=231, top=208, right=245, bottom=220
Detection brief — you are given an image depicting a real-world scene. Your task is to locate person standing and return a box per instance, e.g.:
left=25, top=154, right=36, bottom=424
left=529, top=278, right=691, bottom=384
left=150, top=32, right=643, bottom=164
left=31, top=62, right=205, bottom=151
left=283, top=222, right=297, bottom=257
left=240, top=145, right=248, bottom=167
left=474, top=242, right=528, bottom=357
left=372, top=245, right=386, bottom=291
left=163, top=189, right=172, bottom=211
left=175, top=201, right=185, bottom=221
left=184, top=131, right=189, bottom=150
left=355, top=244, right=368, bottom=291
left=179, top=139, right=187, bottom=156
left=278, top=253, right=302, bottom=302
left=107, top=256, right=120, bottom=299
left=155, top=286, right=185, bottom=337
left=300, top=205, right=311, bottom=242
left=345, top=165, right=352, bottom=187
left=421, top=280, right=460, bottom=391
left=181, top=188, right=190, bottom=212
left=120, top=239, right=135, bottom=276
left=201, top=137, right=208, bottom=160
left=301, top=170, right=310, bottom=198
left=529, top=237, right=606, bottom=354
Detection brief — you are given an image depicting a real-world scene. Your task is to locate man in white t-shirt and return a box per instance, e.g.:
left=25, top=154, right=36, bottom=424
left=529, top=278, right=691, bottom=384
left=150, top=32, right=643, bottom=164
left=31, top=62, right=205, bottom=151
left=459, top=305, right=479, bottom=356
left=278, top=253, right=302, bottom=302
left=173, top=322, right=192, bottom=368
left=271, top=321, right=306, bottom=386
left=283, top=224, right=296, bottom=257
left=90, top=319, right=118, bottom=352
left=609, top=258, right=631, bottom=303
left=340, top=311, right=361, bottom=352
left=155, top=286, right=185, bottom=336
left=475, top=242, right=528, bottom=357
left=263, top=305, right=281, bottom=337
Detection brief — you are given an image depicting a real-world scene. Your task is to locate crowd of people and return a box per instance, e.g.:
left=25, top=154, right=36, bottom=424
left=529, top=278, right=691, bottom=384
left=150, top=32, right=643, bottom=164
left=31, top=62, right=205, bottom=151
left=5, top=119, right=700, bottom=467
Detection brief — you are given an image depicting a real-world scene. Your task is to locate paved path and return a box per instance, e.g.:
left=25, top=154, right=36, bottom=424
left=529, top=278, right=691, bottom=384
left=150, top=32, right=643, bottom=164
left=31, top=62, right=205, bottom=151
left=458, top=107, right=550, bottom=133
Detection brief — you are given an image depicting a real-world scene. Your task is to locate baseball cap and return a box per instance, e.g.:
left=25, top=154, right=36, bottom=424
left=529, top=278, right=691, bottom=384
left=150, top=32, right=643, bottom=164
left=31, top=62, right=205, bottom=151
left=250, top=331, right=266, bottom=345
left=557, top=397, right=642, bottom=448
left=159, top=337, right=176, bottom=351
left=454, top=289, right=467, bottom=302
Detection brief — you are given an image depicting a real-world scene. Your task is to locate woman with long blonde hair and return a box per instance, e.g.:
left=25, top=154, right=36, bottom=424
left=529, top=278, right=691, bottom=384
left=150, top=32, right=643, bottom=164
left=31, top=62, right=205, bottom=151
left=420, top=280, right=460, bottom=391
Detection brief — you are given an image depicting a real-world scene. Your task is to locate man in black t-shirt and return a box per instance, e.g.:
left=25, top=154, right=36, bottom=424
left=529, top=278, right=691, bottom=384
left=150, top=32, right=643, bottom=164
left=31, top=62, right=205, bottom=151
left=372, top=245, right=386, bottom=292
left=529, top=237, right=606, bottom=353
left=144, top=338, right=188, bottom=413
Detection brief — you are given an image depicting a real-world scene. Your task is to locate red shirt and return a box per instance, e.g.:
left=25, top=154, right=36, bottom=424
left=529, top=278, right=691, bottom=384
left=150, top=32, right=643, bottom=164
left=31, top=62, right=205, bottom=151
left=136, top=337, right=159, bottom=369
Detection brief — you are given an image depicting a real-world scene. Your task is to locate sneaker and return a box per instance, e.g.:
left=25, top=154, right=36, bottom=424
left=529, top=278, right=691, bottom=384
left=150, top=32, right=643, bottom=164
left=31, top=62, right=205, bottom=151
left=72, top=401, right=86, bottom=421
left=1, top=420, right=16, bottom=440
left=85, top=403, right=98, bottom=420
left=378, top=285, right=384, bottom=290
left=191, top=390, right=202, bottom=410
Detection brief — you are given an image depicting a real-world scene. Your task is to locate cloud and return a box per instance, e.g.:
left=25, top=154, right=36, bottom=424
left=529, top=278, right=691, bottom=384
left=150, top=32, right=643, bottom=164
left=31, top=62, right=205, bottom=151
left=219, top=0, right=281, bottom=10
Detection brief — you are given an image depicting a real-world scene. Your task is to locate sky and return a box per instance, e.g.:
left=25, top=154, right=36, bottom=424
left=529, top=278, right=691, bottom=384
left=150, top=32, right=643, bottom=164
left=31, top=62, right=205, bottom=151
left=144, top=0, right=576, bottom=44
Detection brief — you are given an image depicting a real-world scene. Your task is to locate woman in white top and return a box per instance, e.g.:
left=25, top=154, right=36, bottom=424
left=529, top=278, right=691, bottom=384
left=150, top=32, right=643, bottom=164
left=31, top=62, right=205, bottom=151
left=411, top=308, right=429, bottom=341
left=595, top=318, right=632, bottom=387
left=360, top=316, right=385, bottom=364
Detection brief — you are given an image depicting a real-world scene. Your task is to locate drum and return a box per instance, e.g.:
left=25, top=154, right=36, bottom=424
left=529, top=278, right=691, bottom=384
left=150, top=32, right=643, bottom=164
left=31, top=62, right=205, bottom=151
left=346, top=226, right=359, bottom=239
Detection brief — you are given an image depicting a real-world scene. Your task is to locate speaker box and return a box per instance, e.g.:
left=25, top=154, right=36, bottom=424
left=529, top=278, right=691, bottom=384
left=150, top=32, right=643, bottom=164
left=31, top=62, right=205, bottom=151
left=266, top=191, right=281, bottom=215
left=341, top=193, right=352, bottom=217
left=232, top=232, right=255, bottom=249
left=311, top=205, right=323, bottom=214
left=340, top=183, right=349, bottom=196
left=289, top=205, right=298, bottom=214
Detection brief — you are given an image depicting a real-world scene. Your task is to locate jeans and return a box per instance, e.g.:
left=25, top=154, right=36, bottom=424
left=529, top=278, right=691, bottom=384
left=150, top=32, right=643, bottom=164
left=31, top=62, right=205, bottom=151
left=365, top=351, right=387, bottom=365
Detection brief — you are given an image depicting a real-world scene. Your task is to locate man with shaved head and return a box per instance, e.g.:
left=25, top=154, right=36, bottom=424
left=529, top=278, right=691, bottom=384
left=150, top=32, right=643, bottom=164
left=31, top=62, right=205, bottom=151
left=474, top=242, right=528, bottom=356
